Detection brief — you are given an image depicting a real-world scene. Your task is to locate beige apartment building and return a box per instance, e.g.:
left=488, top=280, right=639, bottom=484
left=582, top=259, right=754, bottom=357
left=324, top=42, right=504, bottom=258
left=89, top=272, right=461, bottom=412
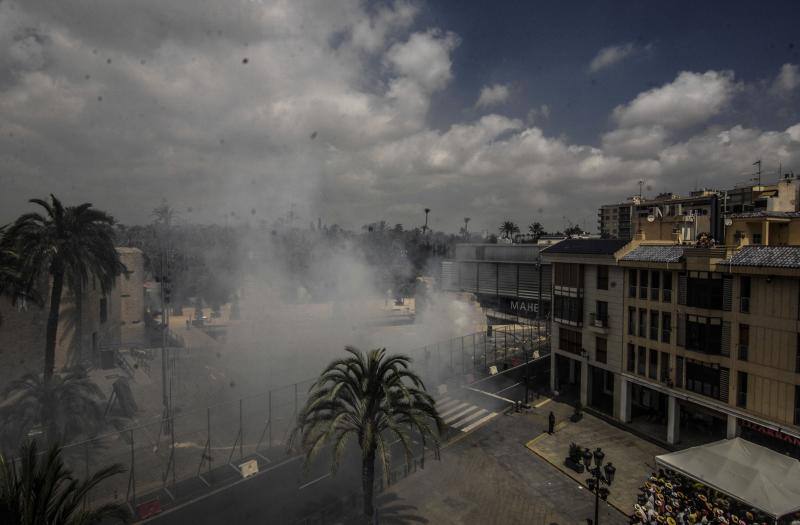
left=542, top=227, right=800, bottom=457
left=0, top=247, right=145, bottom=375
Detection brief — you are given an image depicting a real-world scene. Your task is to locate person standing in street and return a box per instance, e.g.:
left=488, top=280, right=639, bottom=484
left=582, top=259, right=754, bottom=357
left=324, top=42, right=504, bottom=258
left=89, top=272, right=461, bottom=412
left=548, top=411, right=555, bottom=434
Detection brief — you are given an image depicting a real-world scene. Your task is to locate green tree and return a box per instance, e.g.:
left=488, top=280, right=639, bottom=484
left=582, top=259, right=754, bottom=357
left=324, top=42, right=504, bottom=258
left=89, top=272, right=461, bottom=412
left=0, top=370, right=108, bottom=450
left=5, top=196, right=125, bottom=383
left=499, top=220, right=520, bottom=241
left=528, top=222, right=545, bottom=241
left=291, top=347, right=443, bottom=519
left=0, top=440, right=131, bottom=524
left=0, top=227, right=41, bottom=325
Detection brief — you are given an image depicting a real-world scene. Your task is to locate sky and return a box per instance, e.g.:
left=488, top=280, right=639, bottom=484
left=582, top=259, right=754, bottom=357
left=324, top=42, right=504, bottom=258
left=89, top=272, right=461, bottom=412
left=1, top=0, right=800, bottom=234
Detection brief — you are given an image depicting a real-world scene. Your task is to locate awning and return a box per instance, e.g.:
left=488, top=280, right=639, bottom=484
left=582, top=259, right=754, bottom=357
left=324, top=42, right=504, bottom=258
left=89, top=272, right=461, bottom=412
left=655, top=438, right=800, bottom=518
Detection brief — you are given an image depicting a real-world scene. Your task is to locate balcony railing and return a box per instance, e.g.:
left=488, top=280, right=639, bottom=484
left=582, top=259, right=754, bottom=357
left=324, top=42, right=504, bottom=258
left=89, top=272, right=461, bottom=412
left=589, top=312, right=608, bottom=328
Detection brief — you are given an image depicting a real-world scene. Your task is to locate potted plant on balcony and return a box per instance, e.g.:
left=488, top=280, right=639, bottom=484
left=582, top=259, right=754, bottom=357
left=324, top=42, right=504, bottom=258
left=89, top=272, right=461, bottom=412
left=564, top=442, right=585, bottom=473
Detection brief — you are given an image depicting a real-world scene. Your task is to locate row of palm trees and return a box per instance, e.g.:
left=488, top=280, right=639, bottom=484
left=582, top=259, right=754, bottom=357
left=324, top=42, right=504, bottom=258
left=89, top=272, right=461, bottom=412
left=0, top=196, right=132, bottom=523
left=499, top=220, right=546, bottom=241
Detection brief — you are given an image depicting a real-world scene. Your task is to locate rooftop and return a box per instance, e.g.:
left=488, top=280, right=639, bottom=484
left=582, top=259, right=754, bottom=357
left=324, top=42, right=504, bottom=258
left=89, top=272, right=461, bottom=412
left=620, top=245, right=684, bottom=263
left=725, top=245, right=800, bottom=269
left=541, top=238, right=628, bottom=256
left=730, top=211, right=800, bottom=219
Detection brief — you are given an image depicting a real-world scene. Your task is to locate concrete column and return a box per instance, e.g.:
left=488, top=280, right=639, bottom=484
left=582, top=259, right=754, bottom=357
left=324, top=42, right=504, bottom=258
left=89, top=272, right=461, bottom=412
left=667, top=395, right=680, bottom=445
left=549, top=352, right=557, bottom=392
left=568, top=358, right=576, bottom=383
left=726, top=414, right=737, bottom=439
left=580, top=360, right=589, bottom=407
left=619, top=377, right=632, bottom=423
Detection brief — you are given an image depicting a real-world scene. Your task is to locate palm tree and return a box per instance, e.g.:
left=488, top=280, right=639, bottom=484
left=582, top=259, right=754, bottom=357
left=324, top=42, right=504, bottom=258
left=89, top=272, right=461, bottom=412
left=4, top=195, right=125, bottom=383
left=499, top=220, right=520, bottom=242
left=422, top=208, right=431, bottom=235
left=1, top=370, right=108, bottom=450
left=463, top=217, right=471, bottom=240
left=291, top=347, right=443, bottom=519
left=528, top=222, right=545, bottom=241
left=0, top=440, right=131, bottom=524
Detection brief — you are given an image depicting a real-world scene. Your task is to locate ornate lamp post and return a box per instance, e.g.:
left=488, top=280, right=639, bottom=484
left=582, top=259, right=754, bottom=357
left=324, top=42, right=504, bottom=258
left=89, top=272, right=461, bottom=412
left=583, top=447, right=615, bottom=525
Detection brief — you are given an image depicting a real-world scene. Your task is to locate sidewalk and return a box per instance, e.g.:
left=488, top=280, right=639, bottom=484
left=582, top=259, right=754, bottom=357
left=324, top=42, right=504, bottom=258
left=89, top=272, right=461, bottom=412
left=525, top=399, right=667, bottom=516
left=377, top=407, right=629, bottom=525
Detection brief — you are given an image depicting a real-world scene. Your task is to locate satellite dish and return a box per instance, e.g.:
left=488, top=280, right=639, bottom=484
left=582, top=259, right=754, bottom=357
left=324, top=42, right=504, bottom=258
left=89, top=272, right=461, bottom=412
left=647, top=215, right=655, bottom=223
left=724, top=218, right=733, bottom=227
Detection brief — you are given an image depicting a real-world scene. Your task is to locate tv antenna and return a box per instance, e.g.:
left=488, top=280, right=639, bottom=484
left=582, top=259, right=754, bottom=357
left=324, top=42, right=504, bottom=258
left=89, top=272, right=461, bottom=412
left=752, top=160, right=762, bottom=186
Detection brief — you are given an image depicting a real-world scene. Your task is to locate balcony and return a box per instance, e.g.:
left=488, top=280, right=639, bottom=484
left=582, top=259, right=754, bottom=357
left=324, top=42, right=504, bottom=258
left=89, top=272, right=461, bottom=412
left=588, top=312, right=609, bottom=334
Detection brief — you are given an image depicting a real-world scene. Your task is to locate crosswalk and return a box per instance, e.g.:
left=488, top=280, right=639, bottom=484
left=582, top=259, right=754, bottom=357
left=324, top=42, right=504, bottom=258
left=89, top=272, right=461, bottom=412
left=436, top=396, right=498, bottom=433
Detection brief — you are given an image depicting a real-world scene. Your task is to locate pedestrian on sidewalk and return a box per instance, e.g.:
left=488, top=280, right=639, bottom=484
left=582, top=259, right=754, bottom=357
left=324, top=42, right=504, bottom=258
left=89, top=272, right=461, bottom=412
left=548, top=411, right=555, bottom=434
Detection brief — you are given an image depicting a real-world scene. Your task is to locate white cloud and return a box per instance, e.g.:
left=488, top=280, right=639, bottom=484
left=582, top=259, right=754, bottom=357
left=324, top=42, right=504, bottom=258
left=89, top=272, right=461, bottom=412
left=613, top=70, right=737, bottom=129
left=386, top=29, right=460, bottom=93
left=526, top=104, right=550, bottom=124
left=475, top=83, right=511, bottom=108
left=589, top=42, right=650, bottom=73
left=1, top=0, right=799, bottom=235
left=771, top=63, right=800, bottom=95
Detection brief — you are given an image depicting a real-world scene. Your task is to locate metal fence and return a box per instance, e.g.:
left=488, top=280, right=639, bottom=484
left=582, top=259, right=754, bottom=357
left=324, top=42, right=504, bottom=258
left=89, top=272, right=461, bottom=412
left=54, top=324, right=549, bottom=517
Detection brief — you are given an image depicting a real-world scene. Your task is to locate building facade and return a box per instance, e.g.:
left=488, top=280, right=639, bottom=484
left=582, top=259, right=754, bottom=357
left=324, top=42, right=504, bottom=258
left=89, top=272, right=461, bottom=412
left=541, top=239, right=629, bottom=417
left=441, top=244, right=552, bottom=323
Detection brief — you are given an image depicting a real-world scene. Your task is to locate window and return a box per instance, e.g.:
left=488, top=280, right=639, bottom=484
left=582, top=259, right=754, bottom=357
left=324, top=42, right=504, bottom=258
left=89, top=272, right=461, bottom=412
left=796, top=334, right=800, bottom=373
left=637, top=346, right=646, bottom=375
left=100, top=297, right=108, bottom=324
left=595, top=300, right=608, bottom=327
left=687, top=271, right=723, bottom=309
left=739, top=324, right=749, bottom=361
left=597, top=265, right=608, bottom=290
left=649, top=311, right=659, bottom=341
left=648, top=349, right=658, bottom=379
left=628, top=307, right=636, bottom=336
left=753, top=233, right=762, bottom=244
left=686, top=315, right=723, bottom=355
left=661, top=312, right=671, bottom=343
left=559, top=328, right=582, bottom=355
left=596, top=337, right=607, bottom=364
left=737, top=371, right=748, bottom=408
left=639, top=270, right=648, bottom=299
left=795, top=386, right=800, bottom=425
left=675, top=356, right=684, bottom=388
left=554, top=263, right=583, bottom=288
left=629, top=268, right=637, bottom=298
left=650, top=270, right=660, bottom=301
left=553, top=295, right=583, bottom=325
left=740, top=276, right=751, bottom=313
left=627, top=343, right=636, bottom=372
left=660, top=352, right=670, bottom=382
left=686, top=359, right=721, bottom=400
left=638, top=309, right=646, bottom=338
left=662, top=271, right=672, bottom=303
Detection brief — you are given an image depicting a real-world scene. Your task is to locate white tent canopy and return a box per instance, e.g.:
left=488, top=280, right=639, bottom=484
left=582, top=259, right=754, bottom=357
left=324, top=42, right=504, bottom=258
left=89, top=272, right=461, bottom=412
left=655, top=438, right=800, bottom=519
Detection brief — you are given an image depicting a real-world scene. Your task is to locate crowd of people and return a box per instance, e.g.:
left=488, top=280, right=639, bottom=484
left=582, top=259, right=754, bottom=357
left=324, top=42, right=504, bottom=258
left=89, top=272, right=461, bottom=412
left=631, top=468, right=795, bottom=525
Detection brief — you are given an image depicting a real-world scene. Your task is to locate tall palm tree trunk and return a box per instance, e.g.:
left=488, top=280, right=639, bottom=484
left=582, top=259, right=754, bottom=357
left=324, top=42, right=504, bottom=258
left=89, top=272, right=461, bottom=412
left=44, top=267, right=65, bottom=385
left=362, top=447, right=376, bottom=519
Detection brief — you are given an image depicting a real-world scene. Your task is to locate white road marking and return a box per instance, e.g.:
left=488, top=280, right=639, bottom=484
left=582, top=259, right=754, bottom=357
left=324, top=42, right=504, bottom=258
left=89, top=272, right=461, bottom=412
left=436, top=398, right=460, bottom=411
left=534, top=398, right=552, bottom=408
left=449, top=408, right=487, bottom=427
left=444, top=406, right=481, bottom=425
left=298, top=473, right=331, bottom=490
left=439, top=402, right=470, bottom=418
left=461, top=412, right=498, bottom=433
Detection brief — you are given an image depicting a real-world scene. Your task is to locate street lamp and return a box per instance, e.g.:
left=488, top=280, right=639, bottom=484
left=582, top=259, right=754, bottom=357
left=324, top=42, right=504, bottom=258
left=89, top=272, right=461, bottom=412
left=583, top=447, right=615, bottom=525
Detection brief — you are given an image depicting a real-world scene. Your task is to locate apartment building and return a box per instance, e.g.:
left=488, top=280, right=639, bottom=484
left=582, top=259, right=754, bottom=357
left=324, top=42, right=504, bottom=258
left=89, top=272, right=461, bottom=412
left=540, top=239, right=628, bottom=416
left=618, top=239, right=800, bottom=457
left=599, top=200, right=636, bottom=240
left=0, top=247, right=146, bottom=375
